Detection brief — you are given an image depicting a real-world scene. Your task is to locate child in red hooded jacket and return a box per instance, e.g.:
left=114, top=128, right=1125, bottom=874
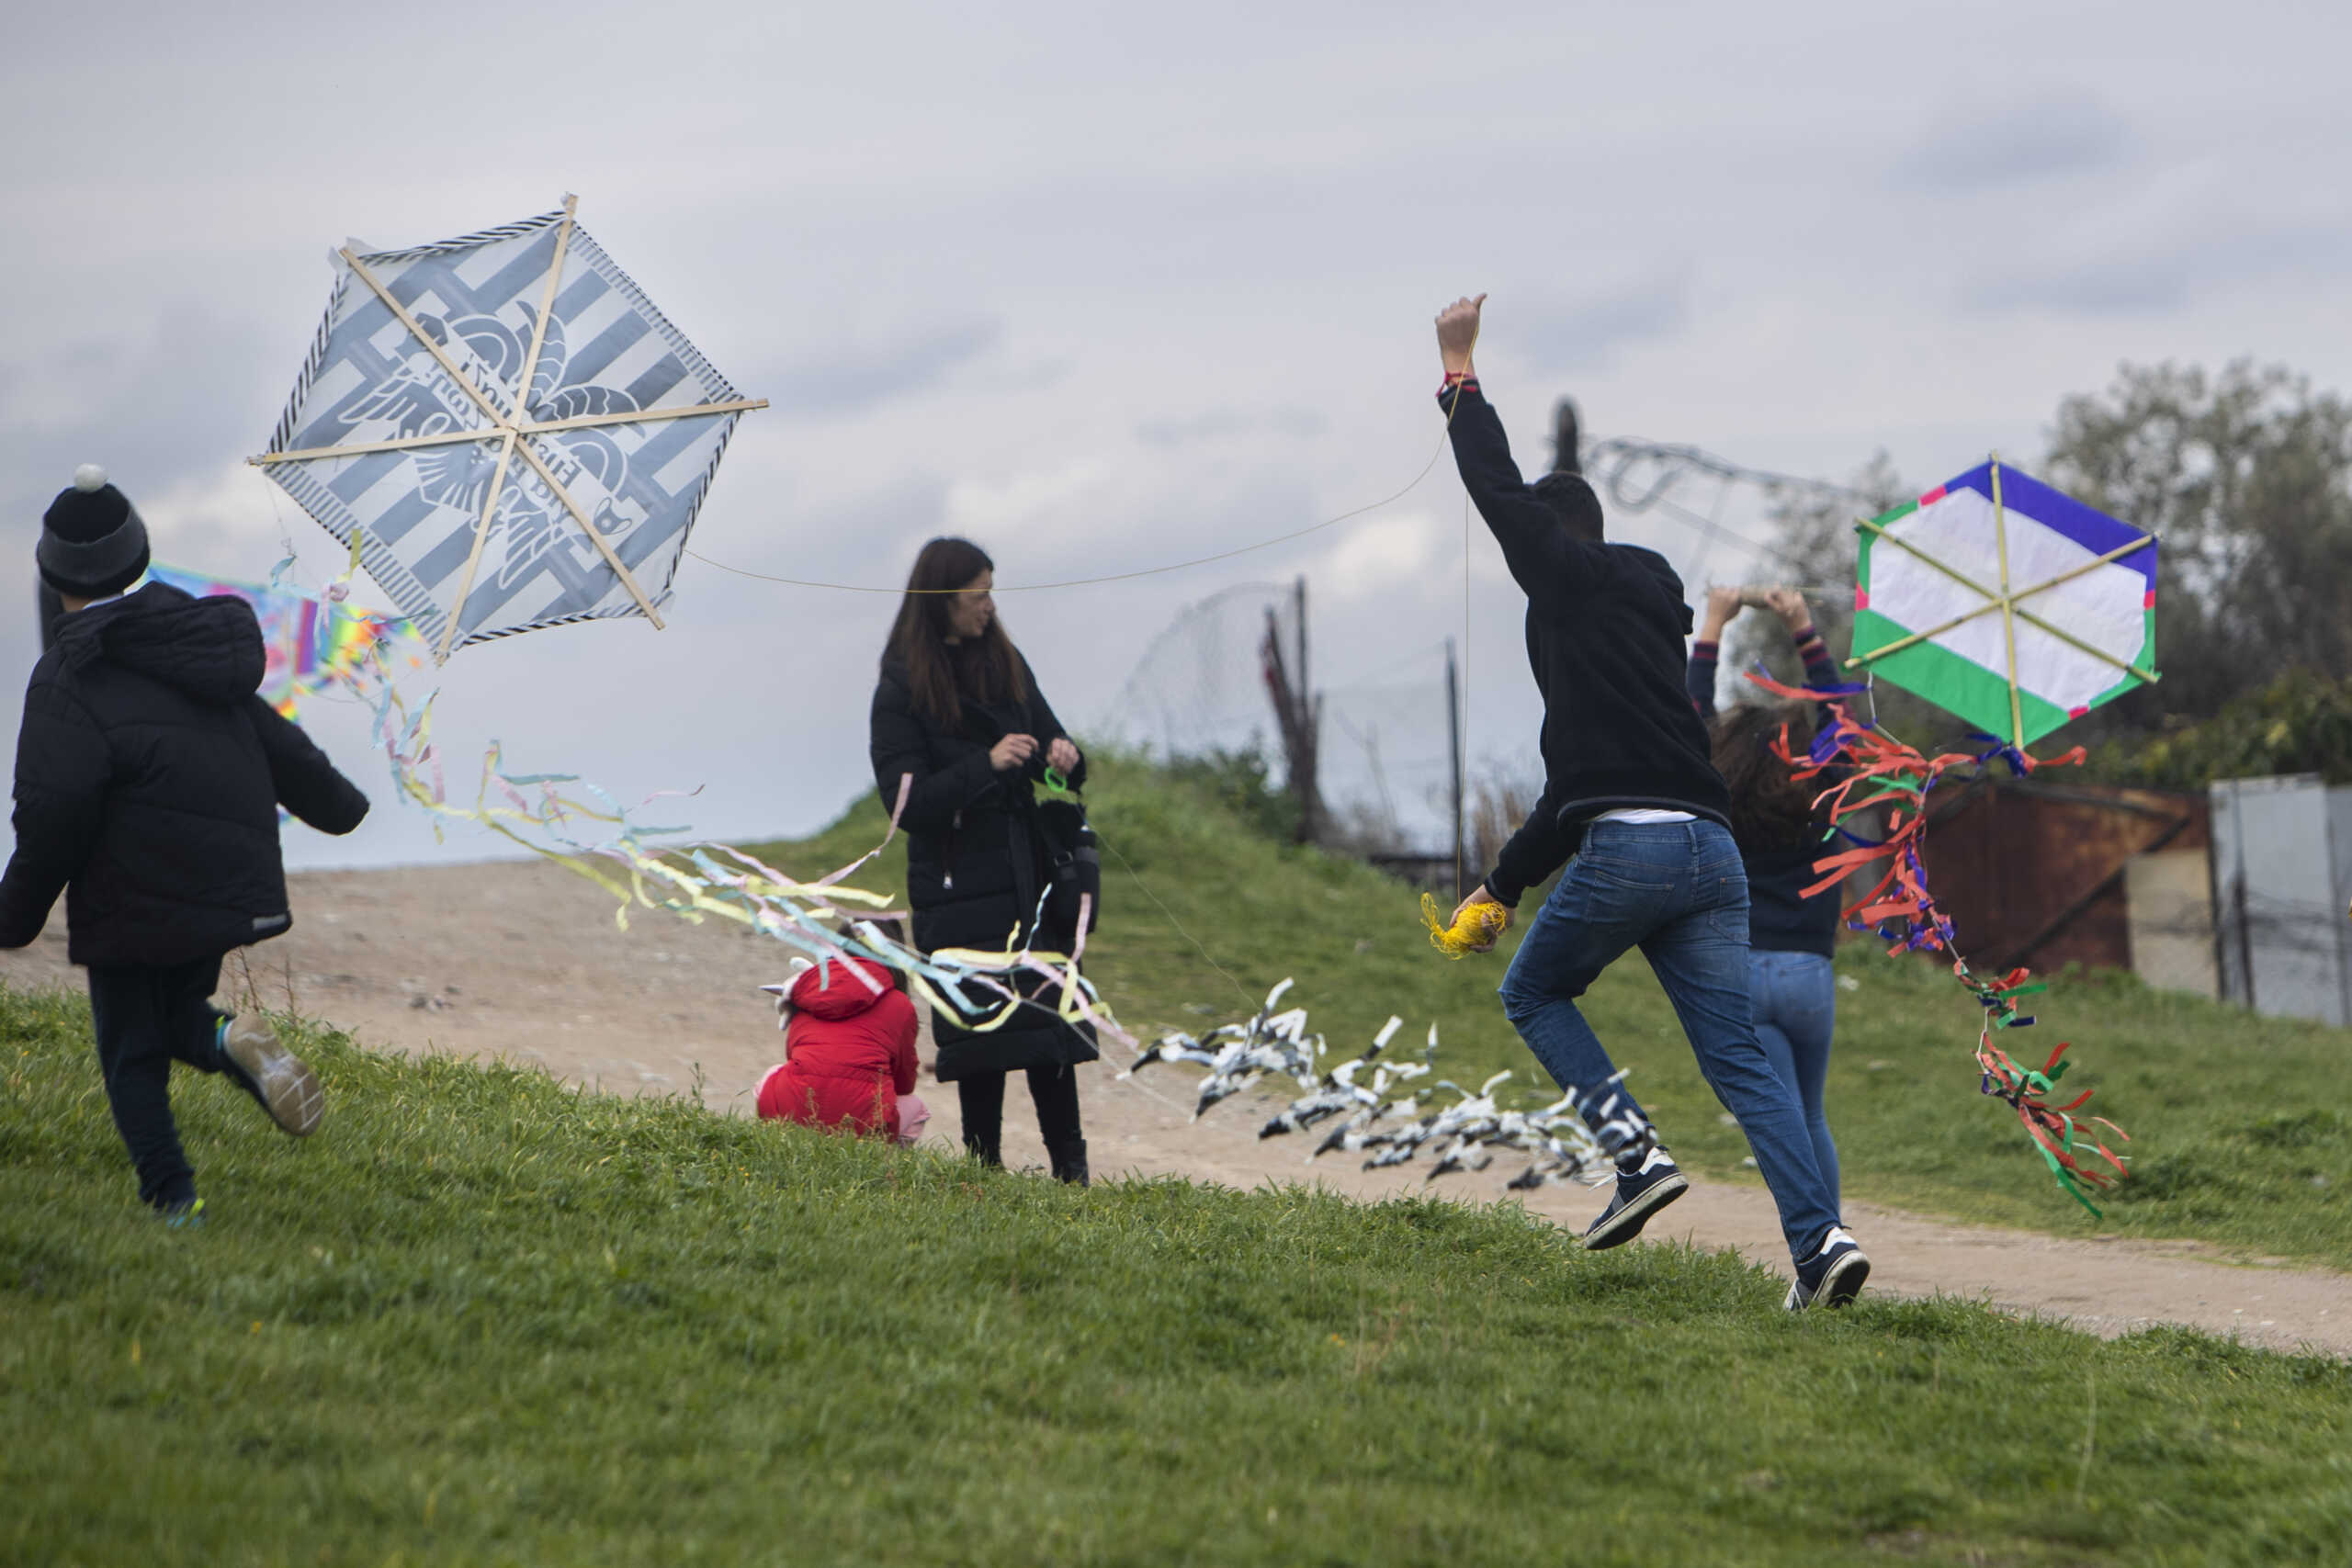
left=755, top=955, right=929, bottom=1144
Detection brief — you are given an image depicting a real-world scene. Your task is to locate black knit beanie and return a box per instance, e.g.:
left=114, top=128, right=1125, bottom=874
left=38, top=465, right=150, bottom=598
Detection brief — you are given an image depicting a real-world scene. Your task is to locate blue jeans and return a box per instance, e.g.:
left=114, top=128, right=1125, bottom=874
left=1497, top=819, right=1841, bottom=1265
left=1750, top=949, right=1839, bottom=1214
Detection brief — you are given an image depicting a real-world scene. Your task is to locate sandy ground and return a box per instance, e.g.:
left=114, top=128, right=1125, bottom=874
left=6, top=858, right=2345, bottom=1357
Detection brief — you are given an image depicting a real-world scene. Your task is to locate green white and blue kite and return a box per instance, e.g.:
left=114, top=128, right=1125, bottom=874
left=1847, top=457, right=2158, bottom=746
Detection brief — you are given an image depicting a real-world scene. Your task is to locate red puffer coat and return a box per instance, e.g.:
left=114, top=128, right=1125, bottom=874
left=755, top=958, right=920, bottom=1138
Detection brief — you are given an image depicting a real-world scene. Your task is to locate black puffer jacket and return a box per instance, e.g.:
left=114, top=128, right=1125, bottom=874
left=0, top=583, right=369, bottom=966
left=869, top=649, right=1097, bottom=1081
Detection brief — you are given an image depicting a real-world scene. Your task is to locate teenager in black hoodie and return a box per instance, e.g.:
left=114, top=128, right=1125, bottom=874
left=1432, top=298, right=1866, bottom=1310
left=0, top=468, right=370, bottom=1223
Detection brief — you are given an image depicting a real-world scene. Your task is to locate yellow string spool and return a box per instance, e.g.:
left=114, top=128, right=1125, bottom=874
left=1419, top=892, right=1510, bottom=959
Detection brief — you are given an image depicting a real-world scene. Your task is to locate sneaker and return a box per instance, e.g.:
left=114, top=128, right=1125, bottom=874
left=1583, top=1146, right=1689, bottom=1250
left=158, top=1196, right=206, bottom=1228
left=221, top=1016, right=325, bottom=1137
left=1784, top=1226, right=1870, bottom=1311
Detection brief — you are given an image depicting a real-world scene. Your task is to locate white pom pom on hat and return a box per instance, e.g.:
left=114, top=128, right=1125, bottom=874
left=74, top=464, right=108, bottom=492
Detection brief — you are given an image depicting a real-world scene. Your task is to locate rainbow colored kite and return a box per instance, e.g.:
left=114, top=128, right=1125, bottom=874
left=145, top=563, right=423, bottom=718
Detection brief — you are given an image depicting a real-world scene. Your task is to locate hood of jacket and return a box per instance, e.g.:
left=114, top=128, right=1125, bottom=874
left=789, top=956, right=899, bottom=1021
left=57, top=582, right=265, bottom=707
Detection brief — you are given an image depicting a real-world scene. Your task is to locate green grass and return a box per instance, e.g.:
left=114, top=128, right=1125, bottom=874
left=4, top=983, right=2350, bottom=1567
left=747, top=753, right=2352, bottom=1270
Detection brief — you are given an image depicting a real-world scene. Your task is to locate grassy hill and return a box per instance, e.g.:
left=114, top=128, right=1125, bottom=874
left=4, top=984, right=2348, bottom=1567
left=745, top=752, right=2352, bottom=1271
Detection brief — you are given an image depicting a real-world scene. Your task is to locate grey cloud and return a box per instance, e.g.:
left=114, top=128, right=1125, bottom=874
left=1134, top=406, right=1329, bottom=446
left=1897, top=90, right=2136, bottom=193
left=763, top=318, right=1003, bottom=417
left=0, top=306, right=288, bottom=533
left=1962, top=219, right=2352, bottom=314
left=1516, top=275, right=1690, bottom=373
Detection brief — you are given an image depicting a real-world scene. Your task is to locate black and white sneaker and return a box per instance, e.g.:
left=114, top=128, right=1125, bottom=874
left=221, top=1016, right=325, bottom=1137
left=1784, top=1226, right=1870, bottom=1311
left=1583, top=1146, right=1689, bottom=1250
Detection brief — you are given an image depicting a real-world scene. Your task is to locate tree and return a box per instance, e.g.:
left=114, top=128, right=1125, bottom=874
left=1719, top=454, right=1961, bottom=739
left=2044, top=361, right=2352, bottom=730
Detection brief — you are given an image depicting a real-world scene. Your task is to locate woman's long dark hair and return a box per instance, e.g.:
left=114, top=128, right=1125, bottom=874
left=883, top=536, right=1026, bottom=727
left=1711, top=701, right=1824, bottom=852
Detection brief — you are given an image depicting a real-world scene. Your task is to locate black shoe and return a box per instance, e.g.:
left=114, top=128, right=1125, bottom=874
left=963, top=1133, right=1002, bottom=1168
left=1583, top=1146, right=1688, bottom=1250
left=1784, top=1227, right=1870, bottom=1311
left=1047, top=1138, right=1091, bottom=1188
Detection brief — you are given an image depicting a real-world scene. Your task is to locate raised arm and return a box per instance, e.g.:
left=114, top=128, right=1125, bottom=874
left=1764, top=588, right=1839, bottom=692
left=1432, top=295, right=1604, bottom=597
left=1689, top=586, right=1745, bottom=720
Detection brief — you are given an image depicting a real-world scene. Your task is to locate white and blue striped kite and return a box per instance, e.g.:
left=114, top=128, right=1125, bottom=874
left=252, top=197, right=765, bottom=661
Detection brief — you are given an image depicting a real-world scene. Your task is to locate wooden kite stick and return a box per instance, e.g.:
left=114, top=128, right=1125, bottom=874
left=429, top=197, right=581, bottom=663
left=516, top=398, right=770, bottom=434
left=246, top=400, right=771, bottom=467
left=1992, top=457, right=2026, bottom=748
left=1849, top=513, right=2004, bottom=602
left=2004, top=535, right=2158, bottom=607
left=2009, top=604, right=2162, bottom=684
left=514, top=195, right=580, bottom=424
left=510, top=437, right=666, bottom=628
left=250, top=428, right=502, bottom=465
left=435, top=429, right=518, bottom=664
left=339, top=248, right=511, bottom=426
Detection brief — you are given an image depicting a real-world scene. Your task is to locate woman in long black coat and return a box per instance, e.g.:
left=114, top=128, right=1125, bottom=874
left=869, top=536, right=1096, bottom=1184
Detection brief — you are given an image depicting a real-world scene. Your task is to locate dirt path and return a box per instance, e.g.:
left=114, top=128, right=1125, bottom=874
left=6, top=858, right=2344, bottom=1357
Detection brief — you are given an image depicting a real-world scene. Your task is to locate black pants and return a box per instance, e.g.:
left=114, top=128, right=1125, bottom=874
left=956, top=1064, right=1082, bottom=1163
left=86, top=956, right=235, bottom=1210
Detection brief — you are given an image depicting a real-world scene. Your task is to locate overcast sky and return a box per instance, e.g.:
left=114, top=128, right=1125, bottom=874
left=6, top=1, right=2350, bottom=871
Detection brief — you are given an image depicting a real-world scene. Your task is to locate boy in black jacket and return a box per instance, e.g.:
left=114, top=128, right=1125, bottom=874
left=1432, top=297, right=1867, bottom=1310
left=0, top=467, right=370, bottom=1223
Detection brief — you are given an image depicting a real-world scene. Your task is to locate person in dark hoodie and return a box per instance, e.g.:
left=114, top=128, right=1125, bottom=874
left=1431, top=296, right=1867, bottom=1310
left=869, top=536, right=1095, bottom=1184
left=0, top=466, right=370, bottom=1224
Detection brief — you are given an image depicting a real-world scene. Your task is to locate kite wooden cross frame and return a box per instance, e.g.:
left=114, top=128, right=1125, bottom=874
left=249, top=195, right=768, bottom=661
left=1844, top=453, right=2160, bottom=749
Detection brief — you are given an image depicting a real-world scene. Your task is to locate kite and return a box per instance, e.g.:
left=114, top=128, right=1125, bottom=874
left=1126, top=979, right=1652, bottom=1189
left=1848, top=457, right=2158, bottom=750
left=144, top=561, right=424, bottom=718
left=249, top=196, right=765, bottom=661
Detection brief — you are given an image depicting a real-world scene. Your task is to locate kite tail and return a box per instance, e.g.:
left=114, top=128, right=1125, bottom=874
left=1745, top=670, right=2132, bottom=1212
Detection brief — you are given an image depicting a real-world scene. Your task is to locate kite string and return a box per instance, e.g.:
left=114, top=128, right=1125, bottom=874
left=686, top=320, right=1485, bottom=595
left=684, top=432, right=1453, bottom=594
